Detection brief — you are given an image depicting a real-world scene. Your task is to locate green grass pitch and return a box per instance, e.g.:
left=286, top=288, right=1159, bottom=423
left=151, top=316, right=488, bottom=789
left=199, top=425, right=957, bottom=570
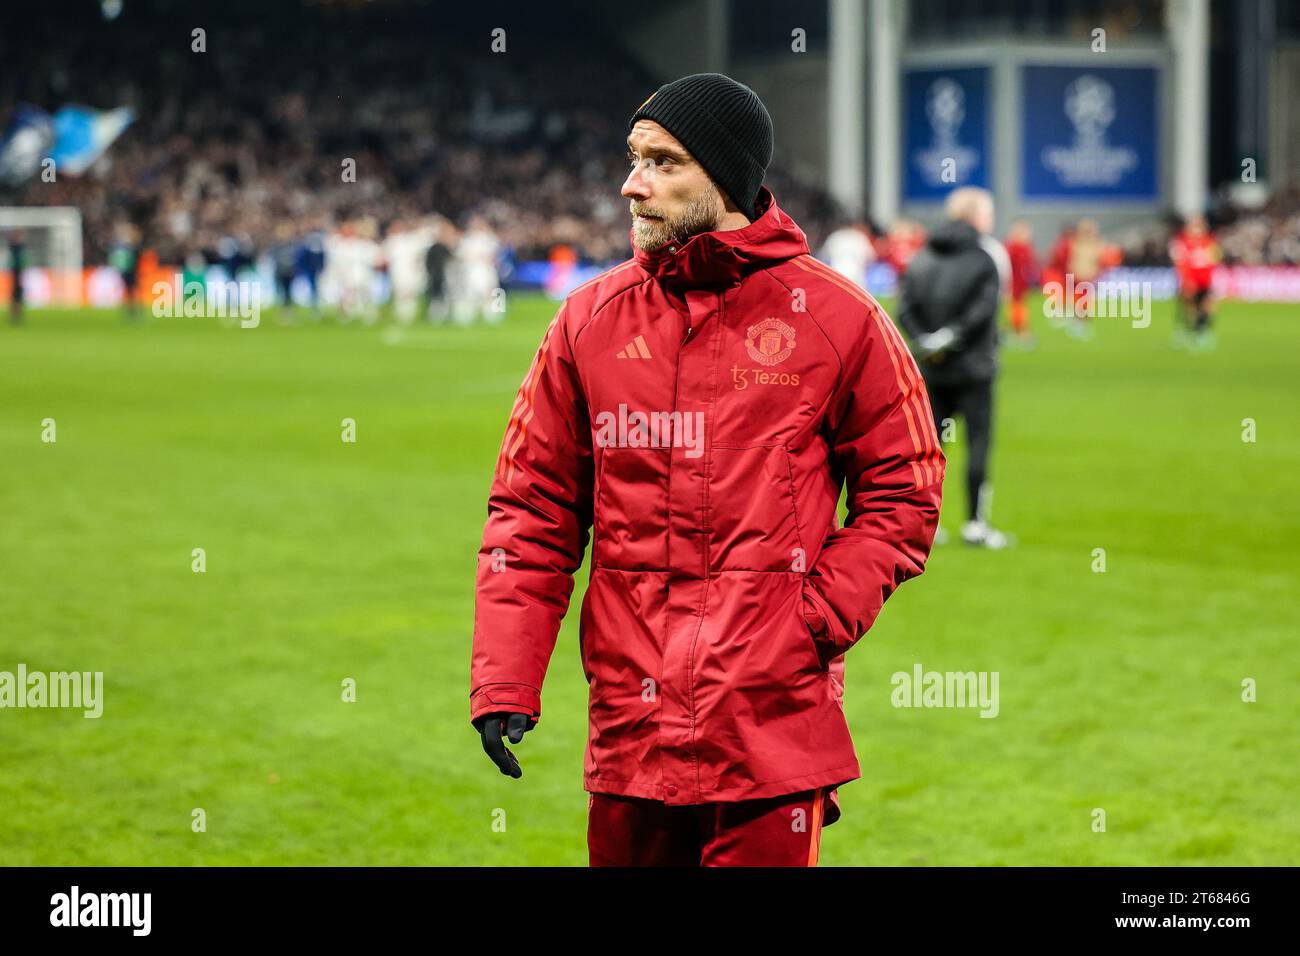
left=0, top=295, right=1296, bottom=865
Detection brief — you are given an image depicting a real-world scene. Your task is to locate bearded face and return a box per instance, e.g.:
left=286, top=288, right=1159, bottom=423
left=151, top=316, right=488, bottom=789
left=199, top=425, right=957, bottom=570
left=629, top=182, right=726, bottom=251
left=623, top=120, right=731, bottom=253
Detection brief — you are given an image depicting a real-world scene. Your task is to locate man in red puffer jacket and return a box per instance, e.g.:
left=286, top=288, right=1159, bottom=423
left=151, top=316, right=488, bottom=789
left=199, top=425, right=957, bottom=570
left=471, top=73, right=945, bottom=866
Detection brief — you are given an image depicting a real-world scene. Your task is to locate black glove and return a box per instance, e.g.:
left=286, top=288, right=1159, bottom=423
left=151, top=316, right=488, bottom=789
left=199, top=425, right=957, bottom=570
left=473, top=711, right=537, bottom=778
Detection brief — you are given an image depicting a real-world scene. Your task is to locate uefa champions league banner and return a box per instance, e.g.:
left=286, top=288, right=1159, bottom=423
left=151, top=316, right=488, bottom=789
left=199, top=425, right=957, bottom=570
left=1021, top=65, right=1158, bottom=200
left=903, top=67, right=990, bottom=201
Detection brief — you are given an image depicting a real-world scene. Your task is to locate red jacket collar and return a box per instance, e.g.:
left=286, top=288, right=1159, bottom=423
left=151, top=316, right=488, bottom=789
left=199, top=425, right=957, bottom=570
left=632, top=186, right=811, bottom=290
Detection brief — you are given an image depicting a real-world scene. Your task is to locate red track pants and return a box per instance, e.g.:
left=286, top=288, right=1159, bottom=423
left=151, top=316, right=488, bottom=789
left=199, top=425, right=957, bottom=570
left=587, top=787, right=827, bottom=867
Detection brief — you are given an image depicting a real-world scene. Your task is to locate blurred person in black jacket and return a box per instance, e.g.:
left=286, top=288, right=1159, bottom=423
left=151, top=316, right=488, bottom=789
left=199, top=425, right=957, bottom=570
left=897, top=187, right=1012, bottom=549
left=424, top=219, right=455, bottom=323
left=6, top=230, right=25, bottom=325
left=269, top=222, right=301, bottom=314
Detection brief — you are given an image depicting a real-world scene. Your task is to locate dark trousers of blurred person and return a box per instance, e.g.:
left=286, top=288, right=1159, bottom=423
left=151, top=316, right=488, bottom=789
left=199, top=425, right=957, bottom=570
left=1175, top=283, right=1215, bottom=350
left=120, top=268, right=139, bottom=320
left=304, top=271, right=321, bottom=316
left=927, top=380, right=994, bottom=536
left=425, top=242, right=451, bottom=323
left=9, top=241, right=24, bottom=325
left=1190, top=287, right=1213, bottom=332
left=275, top=269, right=295, bottom=308
left=426, top=273, right=452, bottom=325
left=9, top=276, right=21, bottom=325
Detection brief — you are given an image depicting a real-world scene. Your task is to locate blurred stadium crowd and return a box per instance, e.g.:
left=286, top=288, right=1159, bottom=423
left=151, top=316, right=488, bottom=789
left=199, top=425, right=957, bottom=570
left=0, top=4, right=841, bottom=284
left=1210, top=183, right=1300, bottom=265
left=1, top=1, right=1297, bottom=317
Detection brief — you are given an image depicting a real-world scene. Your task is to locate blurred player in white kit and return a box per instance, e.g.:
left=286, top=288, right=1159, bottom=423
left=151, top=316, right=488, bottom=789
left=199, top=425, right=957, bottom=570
left=450, top=216, right=502, bottom=325
left=383, top=217, right=437, bottom=325
left=325, top=218, right=382, bottom=323
left=820, top=220, right=876, bottom=286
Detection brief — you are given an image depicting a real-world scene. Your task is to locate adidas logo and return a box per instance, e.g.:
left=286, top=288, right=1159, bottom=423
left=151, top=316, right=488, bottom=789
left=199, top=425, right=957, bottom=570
left=616, top=335, right=653, bottom=359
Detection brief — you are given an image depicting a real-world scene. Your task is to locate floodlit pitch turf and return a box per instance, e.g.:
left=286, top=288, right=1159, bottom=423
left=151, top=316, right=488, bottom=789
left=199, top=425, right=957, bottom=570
left=1, top=296, right=1296, bottom=866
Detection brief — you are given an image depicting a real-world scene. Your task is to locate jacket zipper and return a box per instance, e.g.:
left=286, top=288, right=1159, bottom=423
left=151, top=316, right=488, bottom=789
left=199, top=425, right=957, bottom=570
left=682, top=289, right=725, bottom=801
left=665, top=292, right=689, bottom=799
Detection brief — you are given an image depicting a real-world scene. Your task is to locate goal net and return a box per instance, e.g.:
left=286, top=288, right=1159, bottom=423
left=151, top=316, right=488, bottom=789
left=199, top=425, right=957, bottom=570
left=0, top=206, right=83, bottom=306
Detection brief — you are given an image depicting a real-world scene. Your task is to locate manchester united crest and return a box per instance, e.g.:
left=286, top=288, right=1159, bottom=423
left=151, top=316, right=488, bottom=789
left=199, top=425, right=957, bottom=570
left=744, top=318, right=796, bottom=366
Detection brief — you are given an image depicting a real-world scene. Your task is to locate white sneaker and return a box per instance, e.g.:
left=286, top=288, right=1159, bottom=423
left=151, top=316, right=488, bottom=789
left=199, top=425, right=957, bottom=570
left=933, top=525, right=950, bottom=546
left=961, top=520, right=1014, bottom=549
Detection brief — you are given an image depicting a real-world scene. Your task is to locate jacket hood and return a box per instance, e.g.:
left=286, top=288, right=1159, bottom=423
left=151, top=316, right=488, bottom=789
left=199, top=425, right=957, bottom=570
left=927, top=218, right=981, bottom=254
left=632, top=186, right=810, bottom=290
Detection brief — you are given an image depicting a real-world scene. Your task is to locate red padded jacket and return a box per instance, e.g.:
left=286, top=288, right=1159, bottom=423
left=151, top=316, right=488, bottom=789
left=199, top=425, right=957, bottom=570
left=471, top=187, right=944, bottom=826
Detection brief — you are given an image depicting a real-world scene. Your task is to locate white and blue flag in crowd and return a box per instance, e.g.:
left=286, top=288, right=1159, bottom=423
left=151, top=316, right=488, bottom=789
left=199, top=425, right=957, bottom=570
left=49, top=105, right=135, bottom=176
left=0, top=103, right=134, bottom=184
left=0, top=104, right=54, bottom=186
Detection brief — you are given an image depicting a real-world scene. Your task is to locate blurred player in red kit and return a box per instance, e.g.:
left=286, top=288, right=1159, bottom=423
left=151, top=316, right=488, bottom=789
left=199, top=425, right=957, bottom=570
left=1064, top=218, right=1105, bottom=339
left=1169, top=214, right=1220, bottom=351
left=882, top=219, right=926, bottom=276
left=1003, top=219, right=1039, bottom=348
left=1043, top=223, right=1072, bottom=291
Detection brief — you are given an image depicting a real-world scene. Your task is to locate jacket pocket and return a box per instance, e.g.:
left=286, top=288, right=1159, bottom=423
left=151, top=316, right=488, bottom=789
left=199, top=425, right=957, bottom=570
left=593, top=446, right=669, bottom=569
left=708, top=443, right=804, bottom=572
left=800, top=579, right=842, bottom=670
left=578, top=581, right=596, bottom=684
left=797, top=583, right=831, bottom=671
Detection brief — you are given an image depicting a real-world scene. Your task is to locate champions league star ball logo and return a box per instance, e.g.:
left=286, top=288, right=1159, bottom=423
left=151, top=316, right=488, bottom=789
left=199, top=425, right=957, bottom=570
left=1041, top=74, right=1138, bottom=187
left=1064, top=75, right=1116, bottom=146
left=926, top=78, right=965, bottom=141
left=914, top=77, right=978, bottom=187
left=745, top=318, right=796, bottom=366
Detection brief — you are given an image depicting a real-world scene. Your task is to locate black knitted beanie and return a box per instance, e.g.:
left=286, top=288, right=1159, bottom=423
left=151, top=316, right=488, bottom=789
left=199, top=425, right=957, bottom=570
left=629, top=73, right=774, bottom=220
